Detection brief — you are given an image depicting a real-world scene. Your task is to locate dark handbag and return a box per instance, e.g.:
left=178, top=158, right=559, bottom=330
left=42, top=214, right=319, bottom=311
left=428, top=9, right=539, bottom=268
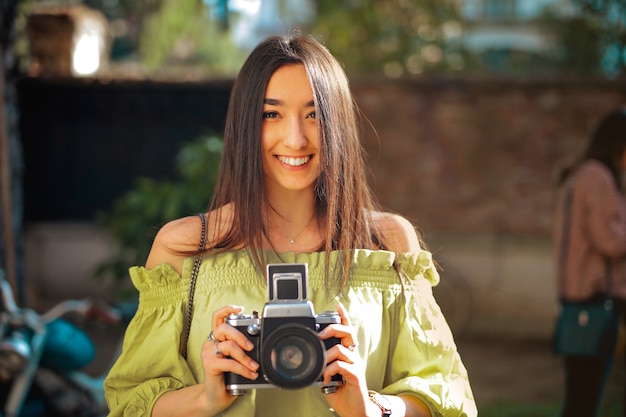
left=553, top=187, right=618, bottom=356
left=554, top=298, right=617, bottom=356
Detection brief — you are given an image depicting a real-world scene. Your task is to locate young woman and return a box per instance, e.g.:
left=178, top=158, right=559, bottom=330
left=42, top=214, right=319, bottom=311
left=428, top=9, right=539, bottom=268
left=104, top=34, right=476, bottom=417
left=554, top=110, right=626, bottom=417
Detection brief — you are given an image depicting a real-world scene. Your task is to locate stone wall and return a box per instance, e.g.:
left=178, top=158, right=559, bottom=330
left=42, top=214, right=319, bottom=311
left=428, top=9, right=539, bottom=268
left=353, top=77, right=626, bottom=237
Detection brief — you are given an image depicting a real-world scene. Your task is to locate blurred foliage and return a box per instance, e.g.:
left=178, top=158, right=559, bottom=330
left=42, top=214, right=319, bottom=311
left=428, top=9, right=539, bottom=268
left=86, top=0, right=248, bottom=76
left=311, top=0, right=625, bottom=78
left=94, top=134, right=223, bottom=285
left=135, top=0, right=246, bottom=75
left=311, top=0, right=467, bottom=77
left=12, top=0, right=625, bottom=78
left=14, top=0, right=247, bottom=77
left=540, top=0, right=626, bottom=78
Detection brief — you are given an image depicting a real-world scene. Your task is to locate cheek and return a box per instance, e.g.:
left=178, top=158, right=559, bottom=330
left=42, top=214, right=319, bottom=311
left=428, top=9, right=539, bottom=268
left=261, top=122, right=283, bottom=146
left=306, top=125, right=320, bottom=147
left=261, top=126, right=272, bottom=152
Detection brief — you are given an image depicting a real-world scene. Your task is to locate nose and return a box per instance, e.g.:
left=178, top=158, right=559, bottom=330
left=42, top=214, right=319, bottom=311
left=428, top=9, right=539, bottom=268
left=281, top=116, right=308, bottom=149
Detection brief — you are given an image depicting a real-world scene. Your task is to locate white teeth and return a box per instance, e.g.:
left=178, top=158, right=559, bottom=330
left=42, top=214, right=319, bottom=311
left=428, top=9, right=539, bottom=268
left=278, top=155, right=310, bottom=166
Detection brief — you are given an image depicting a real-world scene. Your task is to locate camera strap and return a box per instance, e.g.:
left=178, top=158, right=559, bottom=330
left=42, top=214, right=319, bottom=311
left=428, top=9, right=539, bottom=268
left=180, top=212, right=208, bottom=359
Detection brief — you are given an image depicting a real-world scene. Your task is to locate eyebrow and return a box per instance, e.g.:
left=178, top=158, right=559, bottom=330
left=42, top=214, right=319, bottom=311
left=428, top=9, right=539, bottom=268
left=263, top=98, right=315, bottom=107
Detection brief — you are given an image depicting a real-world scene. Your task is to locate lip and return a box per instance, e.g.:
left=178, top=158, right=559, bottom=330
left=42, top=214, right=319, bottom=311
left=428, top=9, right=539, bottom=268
left=276, top=154, right=313, bottom=167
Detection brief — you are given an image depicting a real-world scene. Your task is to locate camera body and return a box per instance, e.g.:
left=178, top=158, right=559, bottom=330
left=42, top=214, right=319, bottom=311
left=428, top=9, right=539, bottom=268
left=224, top=263, right=343, bottom=395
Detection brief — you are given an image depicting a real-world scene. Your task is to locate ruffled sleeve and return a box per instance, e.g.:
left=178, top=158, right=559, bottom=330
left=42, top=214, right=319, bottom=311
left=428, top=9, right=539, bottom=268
left=104, top=263, right=197, bottom=417
left=383, top=251, right=477, bottom=417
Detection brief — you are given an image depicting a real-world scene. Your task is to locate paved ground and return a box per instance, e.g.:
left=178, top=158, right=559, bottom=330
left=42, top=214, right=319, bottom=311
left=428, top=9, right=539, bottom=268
left=457, top=335, right=623, bottom=416
left=459, top=336, right=564, bottom=406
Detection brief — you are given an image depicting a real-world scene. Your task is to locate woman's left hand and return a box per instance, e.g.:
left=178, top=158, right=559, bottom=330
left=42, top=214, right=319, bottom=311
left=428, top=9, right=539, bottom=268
left=319, top=303, right=374, bottom=417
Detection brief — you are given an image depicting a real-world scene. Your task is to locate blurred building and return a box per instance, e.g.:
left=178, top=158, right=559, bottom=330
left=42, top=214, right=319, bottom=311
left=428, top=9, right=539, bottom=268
left=456, top=0, right=572, bottom=71
left=205, top=0, right=315, bottom=50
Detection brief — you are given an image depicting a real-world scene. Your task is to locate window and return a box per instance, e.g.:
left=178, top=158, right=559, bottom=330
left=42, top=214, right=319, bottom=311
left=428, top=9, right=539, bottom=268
left=484, top=0, right=516, bottom=19
left=460, top=0, right=559, bottom=21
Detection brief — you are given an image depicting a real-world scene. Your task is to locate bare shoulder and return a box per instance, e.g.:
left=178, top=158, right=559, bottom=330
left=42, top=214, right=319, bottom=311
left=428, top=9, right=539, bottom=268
left=370, top=210, right=422, bottom=253
left=145, top=204, right=234, bottom=274
left=144, top=215, right=202, bottom=273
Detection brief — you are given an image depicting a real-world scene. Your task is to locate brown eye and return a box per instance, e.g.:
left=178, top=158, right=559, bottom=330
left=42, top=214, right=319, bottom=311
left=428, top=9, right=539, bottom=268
left=263, top=111, right=279, bottom=119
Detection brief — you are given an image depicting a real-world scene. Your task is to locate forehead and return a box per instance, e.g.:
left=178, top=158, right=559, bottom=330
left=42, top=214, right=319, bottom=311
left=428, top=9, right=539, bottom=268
left=265, top=64, right=313, bottom=100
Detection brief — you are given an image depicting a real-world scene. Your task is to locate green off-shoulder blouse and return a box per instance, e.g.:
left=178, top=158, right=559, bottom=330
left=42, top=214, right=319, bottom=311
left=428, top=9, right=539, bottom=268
left=104, top=249, right=477, bottom=417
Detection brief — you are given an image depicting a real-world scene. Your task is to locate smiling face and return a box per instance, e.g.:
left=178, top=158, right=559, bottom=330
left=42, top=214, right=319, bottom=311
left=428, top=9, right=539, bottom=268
left=261, top=64, right=321, bottom=196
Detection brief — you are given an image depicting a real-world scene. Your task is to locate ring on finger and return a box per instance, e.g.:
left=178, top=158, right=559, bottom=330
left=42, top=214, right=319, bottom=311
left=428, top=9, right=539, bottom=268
left=215, top=341, right=223, bottom=356
left=208, top=331, right=218, bottom=342
left=347, top=342, right=358, bottom=351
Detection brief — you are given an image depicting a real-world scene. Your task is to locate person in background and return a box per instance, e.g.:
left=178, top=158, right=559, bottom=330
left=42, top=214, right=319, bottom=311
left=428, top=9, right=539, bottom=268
left=554, top=110, right=626, bottom=417
left=104, top=34, right=476, bottom=417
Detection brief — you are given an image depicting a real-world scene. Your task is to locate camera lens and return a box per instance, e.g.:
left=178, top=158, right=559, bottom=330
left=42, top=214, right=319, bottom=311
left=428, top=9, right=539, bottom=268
left=261, top=324, right=325, bottom=389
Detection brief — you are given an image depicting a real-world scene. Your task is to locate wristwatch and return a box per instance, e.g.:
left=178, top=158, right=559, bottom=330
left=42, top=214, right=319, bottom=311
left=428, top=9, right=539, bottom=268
left=368, top=390, right=392, bottom=417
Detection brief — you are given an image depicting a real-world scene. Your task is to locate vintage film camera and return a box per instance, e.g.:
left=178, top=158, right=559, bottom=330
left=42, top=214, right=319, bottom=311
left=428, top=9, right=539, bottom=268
left=224, top=263, right=343, bottom=395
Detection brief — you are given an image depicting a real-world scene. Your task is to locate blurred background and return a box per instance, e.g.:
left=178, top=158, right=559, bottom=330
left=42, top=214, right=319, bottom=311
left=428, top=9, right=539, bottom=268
left=1, top=0, right=626, bottom=415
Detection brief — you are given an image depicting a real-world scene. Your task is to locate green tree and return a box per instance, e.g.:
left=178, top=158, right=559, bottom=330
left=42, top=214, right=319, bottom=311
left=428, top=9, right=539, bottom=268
left=95, top=134, right=223, bottom=287
left=311, top=0, right=467, bottom=77
left=137, top=0, right=246, bottom=75
left=541, top=0, right=626, bottom=78
left=75, top=0, right=248, bottom=76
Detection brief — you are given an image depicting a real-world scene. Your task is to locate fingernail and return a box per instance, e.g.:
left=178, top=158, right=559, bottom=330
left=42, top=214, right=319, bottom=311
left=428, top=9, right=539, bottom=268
left=250, top=361, right=259, bottom=371
left=246, top=341, right=254, bottom=350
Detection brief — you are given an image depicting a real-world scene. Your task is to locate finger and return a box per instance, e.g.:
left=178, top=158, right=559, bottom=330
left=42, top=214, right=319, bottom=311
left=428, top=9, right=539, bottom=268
left=201, top=341, right=259, bottom=380
left=210, top=339, right=259, bottom=371
left=336, top=302, right=351, bottom=326
left=325, top=344, right=357, bottom=365
left=319, top=323, right=351, bottom=339
left=211, top=324, right=256, bottom=352
left=319, top=323, right=356, bottom=349
left=322, top=359, right=360, bottom=386
left=205, top=356, right=259, bottom=381
left=212, top=305, right=244, bottom=329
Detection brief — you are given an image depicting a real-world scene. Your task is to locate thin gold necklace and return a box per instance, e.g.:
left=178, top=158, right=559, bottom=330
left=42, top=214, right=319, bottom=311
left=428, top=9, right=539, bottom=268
left=284, top=215, right=316, bottom=244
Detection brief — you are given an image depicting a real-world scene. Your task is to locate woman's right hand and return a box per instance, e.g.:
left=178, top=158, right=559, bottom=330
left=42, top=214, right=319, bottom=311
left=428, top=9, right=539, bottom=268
left=152, top=305, right=259, bottom=416
left=200, top=305, right=260, bottom=414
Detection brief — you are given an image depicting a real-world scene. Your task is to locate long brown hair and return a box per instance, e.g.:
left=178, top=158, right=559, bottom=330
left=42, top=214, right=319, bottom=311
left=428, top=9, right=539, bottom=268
left=559, top=110, right=626, bottom=190
left=207, top=34, right=382, bottom=289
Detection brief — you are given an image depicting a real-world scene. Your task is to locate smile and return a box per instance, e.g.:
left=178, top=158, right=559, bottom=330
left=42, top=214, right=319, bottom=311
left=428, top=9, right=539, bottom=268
left=277, top=155, right=311, bottom=167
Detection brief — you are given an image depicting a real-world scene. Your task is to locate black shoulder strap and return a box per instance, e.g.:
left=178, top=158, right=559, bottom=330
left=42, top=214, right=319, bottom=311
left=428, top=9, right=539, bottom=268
left=181, top=212, right=208, bottom=359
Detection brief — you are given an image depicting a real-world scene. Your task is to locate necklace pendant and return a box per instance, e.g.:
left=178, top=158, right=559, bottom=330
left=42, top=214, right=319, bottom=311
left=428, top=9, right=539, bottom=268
left=289, top=239, right=296, bottom=244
